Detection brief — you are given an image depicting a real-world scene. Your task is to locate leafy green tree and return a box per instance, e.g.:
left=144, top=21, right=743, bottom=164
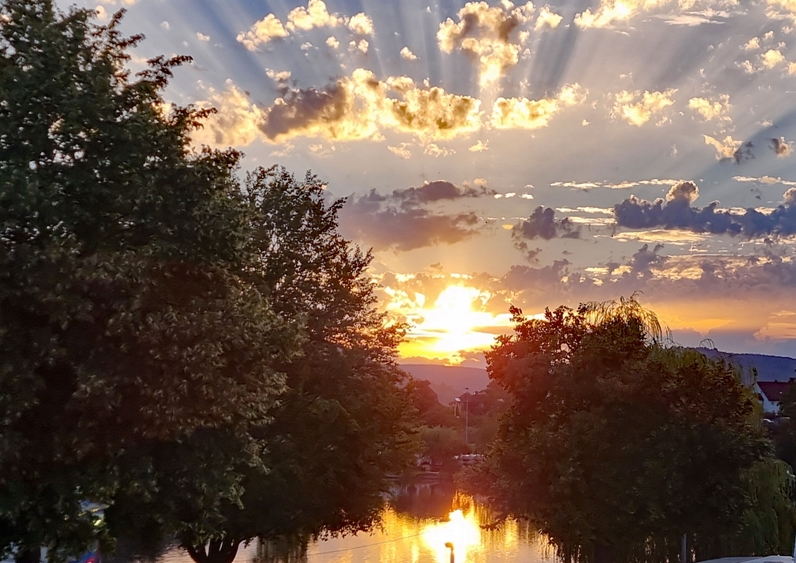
left=469, top=297, right=771, bottom=563
left=418, top=426, right=466, bottom=467
left=773, top=381, right=796, bottom=467
left=407, top=379, right=458, bottom=428
left=0, top=1, right=297, bottom=559
left=107, top=167, right=419, bottom=563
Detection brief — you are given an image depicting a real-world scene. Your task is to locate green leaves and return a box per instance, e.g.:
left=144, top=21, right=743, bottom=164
left=0, top=1, right=294, bottom=559
left=475, top=298, right=776, bottom=563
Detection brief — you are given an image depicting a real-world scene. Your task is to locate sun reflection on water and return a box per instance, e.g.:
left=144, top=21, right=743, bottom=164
left=421, top=510, right=481, bottom=563
left=303, top=495, right=555, bottom=563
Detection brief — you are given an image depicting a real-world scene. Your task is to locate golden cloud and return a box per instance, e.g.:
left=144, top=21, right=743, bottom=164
left=400, top=46, right=418, bottom=61
left=535, top=6, right=564, bottom=29
left=491, top=84, right=586, bottom=129
left=612, top=89, right=676, bottom=126
left=687, top=95, right=731, bottom=121
left=286, top=0, right=343, bottom=32
left=573, top=0, right=730, bottom=28
left=767, top=0, right=796, bottom=16
left=762, top=48, right=786, bottom=68
left=192, top=81, right=265, bottom=148
left=348, top=12, right=375, bottom=35
left=703, top=134, right=741, bottom=159
left=257, top=69, right=481, bottom=142
left=238, top=0, right=373, bottom=51
left=437, top=0, right=534, bottom=89
left=236, top=14, right=288, bottom=50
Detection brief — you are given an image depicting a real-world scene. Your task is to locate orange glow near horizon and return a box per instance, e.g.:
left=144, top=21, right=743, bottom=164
left=392, top=284, right=514, bottom=364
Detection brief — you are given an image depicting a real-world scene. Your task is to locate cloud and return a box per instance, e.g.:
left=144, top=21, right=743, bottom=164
left=192, top=81, right=264, bottom=148
left=348, top=12, right=374, bottom=35
left=388, top=180, right=495, bottom=204
left=574, top=0, right=668, bottom=28
left=767, top=0, right=796, bottom=17
left=266, top=69, right=292, bottom=82
left=348, top=39, right=369, bottom=53
left=339, top=181, right=494, bottom=251
left=703, top=135, right=753, bottom=162
left=771, top=137, right=792, bottom=157
left=744, top=37, right=760, bottom=50
left=491, top=84, right=586, bottom=129
left=237, top=14, right=289, bottom=50
left=762, top=48, right=786, bottom=68
left=424, top=143, right=455, bottom=157
left=388, top=143, right=412, bottom=159
left=513, top=206, right=580, bottom=241
left=258, top=69, right=481, bottom=142
left=573, top=0, right=729, bottom=28
left=535, top=6, right=564, bottom=29
left=286, top=0, right=344, bottom=32
left=469, top=140, right=489, bottom=152
left=437, top=1, right=534, bottom=88
left=688, top=95, right=731, bottom=121
left=238, top=1, right=372, bottom=51
left=196, top=32, right=210, bottom=42
left=551, top=178, right=686, bottom=190
left=613, top=182, right=796, bottom=239
left=613, top=89, right=677, bottom=126
left=734, top=175, right=796, bottom=186
left=400, top=46, right=418, bottom=61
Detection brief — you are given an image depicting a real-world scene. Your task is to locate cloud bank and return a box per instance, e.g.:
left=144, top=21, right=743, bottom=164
left=614, top=182, right=796, bottom=239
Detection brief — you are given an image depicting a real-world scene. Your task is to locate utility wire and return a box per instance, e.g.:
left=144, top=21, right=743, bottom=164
left=310, top=531, right=426, bottom=556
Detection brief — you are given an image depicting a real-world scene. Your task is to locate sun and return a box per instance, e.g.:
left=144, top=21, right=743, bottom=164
left=396, top=284, right=513, bottom=363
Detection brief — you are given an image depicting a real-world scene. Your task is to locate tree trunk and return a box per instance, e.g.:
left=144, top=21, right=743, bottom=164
left=594, top=542, right=614, bottom=563
left=184, top=538, right=241, bottom=563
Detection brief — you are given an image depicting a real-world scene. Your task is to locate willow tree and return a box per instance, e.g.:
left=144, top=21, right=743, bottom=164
left=472, top=297, right=776, bottom=563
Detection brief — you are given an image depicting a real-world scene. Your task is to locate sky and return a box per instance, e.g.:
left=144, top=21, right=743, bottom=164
left=62, top=0, right=796, bottom=365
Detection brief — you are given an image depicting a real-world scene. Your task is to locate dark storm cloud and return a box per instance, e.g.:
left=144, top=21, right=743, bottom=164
left=613, top=182, right=796, bottom=239
left=338, top=180, right=493, bottom=251
left=512, top=206, right=580, bottom=241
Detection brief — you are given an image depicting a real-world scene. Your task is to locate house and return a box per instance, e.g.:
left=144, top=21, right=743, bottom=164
left=753, top=380, right=794, bottom=414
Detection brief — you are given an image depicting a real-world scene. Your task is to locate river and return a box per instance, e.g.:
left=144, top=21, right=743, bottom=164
left=159, top=488, right=557, bottom=563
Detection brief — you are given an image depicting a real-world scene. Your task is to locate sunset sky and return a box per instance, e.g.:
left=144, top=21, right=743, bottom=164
left=64, top=0, right=796, bottom=365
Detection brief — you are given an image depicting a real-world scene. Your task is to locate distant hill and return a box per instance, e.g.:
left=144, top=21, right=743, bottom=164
left=400, top=364, right=489, bottom=405
left=400, top=351, right=796, bottom=405
left=695, top=348, right=796, bottom=383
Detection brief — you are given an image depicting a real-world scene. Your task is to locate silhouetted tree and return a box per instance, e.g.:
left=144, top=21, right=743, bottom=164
left=467, top=297, right=775, bottom=563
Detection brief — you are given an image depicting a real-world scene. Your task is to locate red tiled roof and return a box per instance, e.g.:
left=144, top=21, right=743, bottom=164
left=757, top=381, right=792, bottom=402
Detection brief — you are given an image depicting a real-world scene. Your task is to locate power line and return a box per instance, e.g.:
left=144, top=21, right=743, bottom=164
left=310, top=531, right=425, bottom=556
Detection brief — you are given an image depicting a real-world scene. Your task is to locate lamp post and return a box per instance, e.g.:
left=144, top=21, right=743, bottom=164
left=445, top=542, right=455, bottom=563
left=464, top=387, right=469, bottom=446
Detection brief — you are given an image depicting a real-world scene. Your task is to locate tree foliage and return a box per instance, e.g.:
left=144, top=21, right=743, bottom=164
left=0, top=2, right=354, bottom=560
left=469, top=299, right=774, bottom=563
left=162, top=167, right=419, bottom=563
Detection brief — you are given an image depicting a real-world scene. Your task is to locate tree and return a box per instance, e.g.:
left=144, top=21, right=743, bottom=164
left=0, top=1, right=297, bottom=559
left=106, top=167, right=419, bottom=563
left=418, top=426, right=466, bottom=467
left=468, top=297, right=771, bottom=563
left=773, top=381, right=796, bottom=467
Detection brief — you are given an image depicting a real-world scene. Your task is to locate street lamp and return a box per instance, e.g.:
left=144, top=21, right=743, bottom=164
left=464, top=387, right=469, bottom=446
left=445, top=542, right=455, bottom=563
